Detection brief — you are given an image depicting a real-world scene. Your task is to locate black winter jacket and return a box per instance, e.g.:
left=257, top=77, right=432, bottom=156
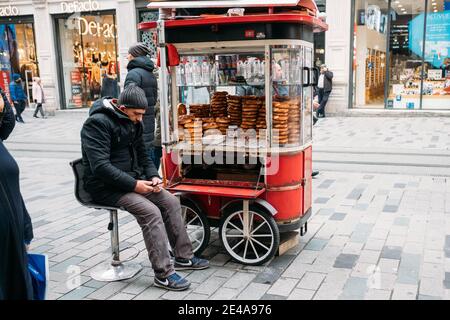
left=124, top=56, right=158, bottom=149
left=322, top=71, right=334, bottom=93
left=80, top=98, right=160, bottom=206
left=0, top=88, right=15, bottom=141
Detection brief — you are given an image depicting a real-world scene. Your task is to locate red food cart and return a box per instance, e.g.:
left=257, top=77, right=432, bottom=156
left=139, top=0, right=328, bottom=265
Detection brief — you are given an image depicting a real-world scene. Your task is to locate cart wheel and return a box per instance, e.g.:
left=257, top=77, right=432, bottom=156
left=219, top=205, right=280, bottom=266
left=180, top=202, right=210, bottom=255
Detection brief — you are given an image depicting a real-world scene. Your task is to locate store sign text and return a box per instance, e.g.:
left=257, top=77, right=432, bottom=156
left=0, top=5, right=19, bottom=16
left=78, top=18, right=117, bottom=38
left=61, top=0, right=100, bottom=13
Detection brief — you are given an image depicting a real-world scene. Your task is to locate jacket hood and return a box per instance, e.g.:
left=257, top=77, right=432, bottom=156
left=12, top=74, right=21, bottom=81
left=89, top=98, right=130, bottom=121
left=127, top=56, right=155, bottom=73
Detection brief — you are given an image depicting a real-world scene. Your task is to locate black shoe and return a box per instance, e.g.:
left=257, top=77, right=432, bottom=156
left=154, top=273, right=191, bottom=291
left=313, top=115, right=318, bottom=126
left=312, top=171, right=320, bottom=177
left=33, top=115, right=39, bottom=118
left=174, top=256, right=210, bottom=271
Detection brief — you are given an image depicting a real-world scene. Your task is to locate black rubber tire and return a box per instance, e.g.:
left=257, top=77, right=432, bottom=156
left=219, top=204, right=280, bottom=266
left=180, top=200, right=210, bottom=256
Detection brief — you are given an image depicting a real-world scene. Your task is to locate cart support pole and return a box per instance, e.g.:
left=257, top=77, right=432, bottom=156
left=157, top=14, right=170, bottom=149
left=243, top=200, right=250, bottom=237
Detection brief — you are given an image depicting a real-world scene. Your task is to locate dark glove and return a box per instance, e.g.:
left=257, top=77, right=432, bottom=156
left=34, top=99, right=37, bottom=103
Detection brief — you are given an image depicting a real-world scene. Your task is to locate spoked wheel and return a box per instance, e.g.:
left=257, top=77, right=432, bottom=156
left=181, top=203, right=210, bottom=255
left=219, top=205, right=280, bottom=266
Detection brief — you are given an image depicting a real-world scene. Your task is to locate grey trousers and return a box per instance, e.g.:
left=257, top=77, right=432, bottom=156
left=116, top=189, right=193, bottom=278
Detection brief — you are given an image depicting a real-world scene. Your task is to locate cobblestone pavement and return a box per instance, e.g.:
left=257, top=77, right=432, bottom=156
left=4, top=110, right=450, bottom=300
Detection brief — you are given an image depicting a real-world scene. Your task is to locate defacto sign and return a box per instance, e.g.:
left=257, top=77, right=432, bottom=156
left=0, top=5, right=19, bottom=17
left=78, top=17, right=117, bottom=38
left=61, top=0, right=100, bottom=13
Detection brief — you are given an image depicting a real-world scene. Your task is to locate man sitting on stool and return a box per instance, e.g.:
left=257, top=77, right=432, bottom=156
left=80, top=85, right=209, bottom=291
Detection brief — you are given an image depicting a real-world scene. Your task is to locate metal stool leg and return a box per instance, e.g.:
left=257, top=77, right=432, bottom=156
left=90, top=210, right=142, bottom=282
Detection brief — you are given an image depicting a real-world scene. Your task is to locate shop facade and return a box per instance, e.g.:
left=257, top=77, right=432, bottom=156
left=322, top=0, right=450, bottom=113
left=0, top=4, right=39, bottom=104
left=0, top=0, right=140, bottom=112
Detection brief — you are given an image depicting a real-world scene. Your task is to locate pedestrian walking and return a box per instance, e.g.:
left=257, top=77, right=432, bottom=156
left=80, top=85, right=209, bottom=291
left=9, top=74, right=28, bottom=123
left=32, top=77, right=46, bottom=119
left=316, top=64, right=333, bottom=118
left=124, top=43, right=158, bottom=162
left=0, top=89, right=34, bottom=300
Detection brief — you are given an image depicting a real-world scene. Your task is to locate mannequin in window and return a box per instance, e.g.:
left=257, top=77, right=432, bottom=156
left=100, top=69, right=118, bottom=99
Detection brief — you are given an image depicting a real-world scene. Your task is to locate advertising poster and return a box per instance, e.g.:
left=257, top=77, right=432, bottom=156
left=0, top=25, right=11, bottom=99
left=409, top=11, right=450, bottom=68
left=71, top=70, right=82, bottom=108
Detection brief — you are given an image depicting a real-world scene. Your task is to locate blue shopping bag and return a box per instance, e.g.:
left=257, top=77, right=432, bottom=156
left=27, top=253, right=49, bottom=300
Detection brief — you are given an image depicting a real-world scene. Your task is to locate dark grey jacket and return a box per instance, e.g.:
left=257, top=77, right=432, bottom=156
left=322, top=71, right=334, bottom=93
left=80, top=98, right=160, bottom=206
left=124, top=56, right=158, bottom=149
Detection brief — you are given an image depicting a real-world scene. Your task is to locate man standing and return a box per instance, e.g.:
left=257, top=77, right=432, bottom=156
left=316, top=64, right=333, bottom=118
left=9, top=74, right=27, bottom=123
left=81, top=85, right=209, bottom=291
left=124, top=43, right=158, bottom=165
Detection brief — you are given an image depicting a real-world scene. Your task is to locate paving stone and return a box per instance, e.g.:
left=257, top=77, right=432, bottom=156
left=211, top=287, right=240, bottom=300
left=340, top=277, right=368, bottom=299
left=334, top=254, right=359, bottom=269
left=315, top=197, right=330, bottom=204
left=133, top=286, right=164, bottom=300
left=397, top=253, right=421, bottom=285
left=297, top=272, right=326, bottom=291
left=305, top=239, right=328, bottom=251
left=392, top=284, right=418, bottom=300
left=193, top=276, right=228, bottom=295
left=108, top=293, right=135, bottom=300
left=223, top=272, right=256, bottom=290
left=58, top=286, right=96, bottom=300
left=236, top=283, right=271, bottom=300
left=378, top=259, right=399, bottom=274
left=394, top=217, right=410, bottom=226
left=419, top=277, right=445, bottom=297
left=287, top=288, right=315, bottom=300
left=317, top=208, right=334, bottom=216
left=329, top=212, right=347, bottom=221
left=364, top=289, right=392, bottom=300
left=266, top=278, right=298, bottom=297
left=381, top=246, right=403, bottom=260
left=358, top=250, right=381, bottom=265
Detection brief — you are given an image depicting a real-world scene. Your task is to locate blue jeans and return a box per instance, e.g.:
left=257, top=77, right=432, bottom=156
left=149, top=146, right=163, bottom=171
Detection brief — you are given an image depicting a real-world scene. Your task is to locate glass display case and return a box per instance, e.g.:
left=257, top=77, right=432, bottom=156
left=165, top=42, right=315, bottom=155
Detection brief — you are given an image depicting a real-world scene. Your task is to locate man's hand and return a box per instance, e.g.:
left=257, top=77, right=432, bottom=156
left=134, top=180, right=154, bottom=194
left=0, top=95, right=4, bottom=113
left=151, top=177, right=163, bottom=193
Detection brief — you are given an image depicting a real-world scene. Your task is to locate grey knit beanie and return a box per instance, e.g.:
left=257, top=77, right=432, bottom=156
left=128, top=42, right=152, bottom=58
left=118, top=85, right=148, bottom=109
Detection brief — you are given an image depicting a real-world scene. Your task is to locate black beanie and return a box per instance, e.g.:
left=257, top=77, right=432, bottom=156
left=118, top=85, right=148, bottom=109
left=128, top=42, right=152, bottom=58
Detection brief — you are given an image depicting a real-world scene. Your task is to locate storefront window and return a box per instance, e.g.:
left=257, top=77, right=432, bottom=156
left=422, top=1, right=450, bottom=109
left=353, top=0, right=389, bottom=108
left=387, top=0, right=426, bottom=110
left=56, top=12, right=119, bottom=109
left=0, top=21, right=38, bottom=103
left=352, top=0, right=449, bottom=110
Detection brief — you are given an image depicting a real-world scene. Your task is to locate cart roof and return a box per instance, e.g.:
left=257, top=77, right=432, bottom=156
left=146, top=0, right=318, bottom=12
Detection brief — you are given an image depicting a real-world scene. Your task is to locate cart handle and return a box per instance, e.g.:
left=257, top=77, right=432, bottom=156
left=303, top=67, right=311, bottom=87
left=311, top=67, right=320, bottom=87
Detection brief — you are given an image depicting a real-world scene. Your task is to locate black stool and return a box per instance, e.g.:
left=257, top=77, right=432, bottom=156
left=70, top=159, right=142, bottom=282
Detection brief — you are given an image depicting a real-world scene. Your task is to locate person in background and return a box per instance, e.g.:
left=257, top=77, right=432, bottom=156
left=124, top=43, right=158, bottom=164
left=0, top=88, right=34, bottom=299
left=9, top=74, right=28, bottom=123
left=316, top=64, right=333, bottom=118
left=80, top=85, right=209, bottom=291
left=32, top=77, right=46, bottom=119
left=100, top=70, right=119, bottom=99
